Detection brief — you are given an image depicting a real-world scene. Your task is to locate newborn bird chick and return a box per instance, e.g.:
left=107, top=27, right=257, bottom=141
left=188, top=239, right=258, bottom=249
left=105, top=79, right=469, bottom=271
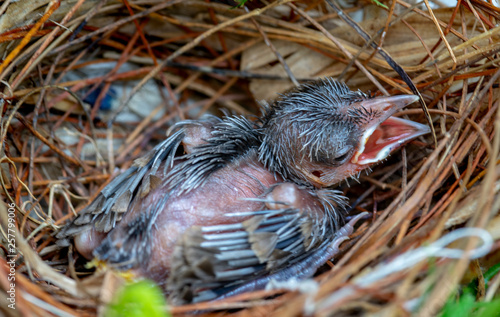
left=56, top=79, right=429, bottom=304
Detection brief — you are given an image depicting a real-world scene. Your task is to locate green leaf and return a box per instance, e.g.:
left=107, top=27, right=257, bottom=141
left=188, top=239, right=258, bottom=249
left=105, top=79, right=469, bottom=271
left=484, top=263, right=500, bottom=283
left=370, top=0, right=389, bottom=9
left=234, top=0, right=250, bottom=8
left=474, top=298, right=500, bottom=317
left=106, top=280, right=170, bottom=317
left=440, top=292, right=476, bottom=317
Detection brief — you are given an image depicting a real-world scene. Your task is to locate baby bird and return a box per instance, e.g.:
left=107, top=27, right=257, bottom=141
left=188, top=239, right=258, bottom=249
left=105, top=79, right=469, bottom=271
left=56, top=79, right=429, bottom=304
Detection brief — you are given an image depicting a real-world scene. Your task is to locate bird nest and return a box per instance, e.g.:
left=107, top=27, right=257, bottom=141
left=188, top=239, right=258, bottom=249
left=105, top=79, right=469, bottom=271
left=1, top=0, right=499, bottom=316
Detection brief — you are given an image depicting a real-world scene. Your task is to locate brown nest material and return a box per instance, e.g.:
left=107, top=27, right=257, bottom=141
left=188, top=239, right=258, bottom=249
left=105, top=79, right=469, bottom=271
left=1, top=0, right=500, bottom=316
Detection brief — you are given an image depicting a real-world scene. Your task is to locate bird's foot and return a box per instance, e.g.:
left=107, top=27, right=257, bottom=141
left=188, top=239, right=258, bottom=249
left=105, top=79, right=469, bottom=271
left=335, top=212, right=369, bottom=239
left=326, top=211, right=369, bottom=255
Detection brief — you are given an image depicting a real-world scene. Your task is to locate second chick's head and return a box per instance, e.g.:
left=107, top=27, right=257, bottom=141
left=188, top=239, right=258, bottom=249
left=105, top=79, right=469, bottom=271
left=259, top=78, right=429, bottom=188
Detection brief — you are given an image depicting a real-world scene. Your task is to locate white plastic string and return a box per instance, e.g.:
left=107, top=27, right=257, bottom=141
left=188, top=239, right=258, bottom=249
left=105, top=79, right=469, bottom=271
left=307, top=228, right=494, bottom=314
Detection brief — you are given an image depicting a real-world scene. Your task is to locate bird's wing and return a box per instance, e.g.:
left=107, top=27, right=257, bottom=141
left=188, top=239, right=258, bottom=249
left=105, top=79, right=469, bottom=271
left=56, top=128, right=186, bottom=241
left=56, top=115, right=259, bottom=242
left=167, top=207, right=335, bottom=304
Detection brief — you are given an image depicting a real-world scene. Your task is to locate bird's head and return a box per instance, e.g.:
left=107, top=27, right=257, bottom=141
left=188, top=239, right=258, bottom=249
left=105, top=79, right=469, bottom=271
left=259, top=78, right=430, bottom=188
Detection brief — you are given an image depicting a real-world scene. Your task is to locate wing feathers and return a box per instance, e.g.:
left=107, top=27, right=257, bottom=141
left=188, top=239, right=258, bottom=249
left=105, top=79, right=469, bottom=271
left=55, top=129, right=185, bottom=241
left=167, top=207, right=330, bottom=304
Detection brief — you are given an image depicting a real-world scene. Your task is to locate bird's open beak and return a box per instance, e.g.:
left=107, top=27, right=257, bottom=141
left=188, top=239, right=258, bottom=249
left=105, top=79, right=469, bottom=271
left=351, top=95, right=430, bottom=165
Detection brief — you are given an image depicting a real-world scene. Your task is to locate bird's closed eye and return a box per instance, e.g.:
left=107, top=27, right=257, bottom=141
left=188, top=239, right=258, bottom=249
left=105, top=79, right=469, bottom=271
left=333, top=151, right=350, bottom=163
left=330, top=145, right=353, bottom=165
left=312, top=146, right=352, bottom=167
